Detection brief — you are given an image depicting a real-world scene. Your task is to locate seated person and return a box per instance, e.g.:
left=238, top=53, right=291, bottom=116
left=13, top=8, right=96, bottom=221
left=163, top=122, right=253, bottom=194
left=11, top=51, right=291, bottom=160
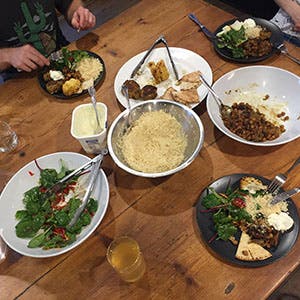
left=271, top=0, right=300, bottom=46
left=0, top=0, right=96, bottom=82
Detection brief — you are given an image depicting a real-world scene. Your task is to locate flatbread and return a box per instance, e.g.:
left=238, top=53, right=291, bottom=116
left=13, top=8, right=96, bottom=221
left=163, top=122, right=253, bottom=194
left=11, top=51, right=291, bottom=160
left=178, top=71, right=201, bottom=90
left=235, top=232, right=272, bottom=261
left=161, top=87, right=176, bottom=100
left=171, top=88, right=199, bottom=104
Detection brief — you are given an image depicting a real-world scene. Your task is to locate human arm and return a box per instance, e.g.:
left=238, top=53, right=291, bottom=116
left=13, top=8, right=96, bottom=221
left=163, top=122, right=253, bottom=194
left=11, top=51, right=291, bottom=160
left=274, top=0, right=300, bottom=31
left=0, top=45, right=49, bottom=72
left=56, top=0, right=96, bottom=31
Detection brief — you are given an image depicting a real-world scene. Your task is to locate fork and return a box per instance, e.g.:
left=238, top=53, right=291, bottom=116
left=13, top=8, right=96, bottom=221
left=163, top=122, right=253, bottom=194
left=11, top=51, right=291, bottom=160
left=276, top=43, right=300, bottom=66
left=267, top=156, right=300, bottom=194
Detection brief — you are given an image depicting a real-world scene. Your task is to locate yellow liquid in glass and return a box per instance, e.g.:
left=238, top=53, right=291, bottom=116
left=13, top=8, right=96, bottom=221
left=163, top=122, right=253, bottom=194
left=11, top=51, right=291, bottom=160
left=109, top=238, right=145, bottom=282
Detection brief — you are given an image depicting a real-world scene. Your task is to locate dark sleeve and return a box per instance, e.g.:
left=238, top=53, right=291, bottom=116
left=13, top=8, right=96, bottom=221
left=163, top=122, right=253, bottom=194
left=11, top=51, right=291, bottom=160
left=55, top=0, right=73, bottom=15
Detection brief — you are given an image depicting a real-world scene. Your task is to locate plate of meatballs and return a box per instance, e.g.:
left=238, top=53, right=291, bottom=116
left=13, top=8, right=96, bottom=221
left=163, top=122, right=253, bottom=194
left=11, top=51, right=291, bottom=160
left=114, top=47, right=213, bottom=108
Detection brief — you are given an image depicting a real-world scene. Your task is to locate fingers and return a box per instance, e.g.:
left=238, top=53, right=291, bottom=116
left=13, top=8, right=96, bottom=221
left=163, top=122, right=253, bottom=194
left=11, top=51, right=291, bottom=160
left=10, top=44, right=50, bottom=72
left=72, top=7, right=96, bottom=31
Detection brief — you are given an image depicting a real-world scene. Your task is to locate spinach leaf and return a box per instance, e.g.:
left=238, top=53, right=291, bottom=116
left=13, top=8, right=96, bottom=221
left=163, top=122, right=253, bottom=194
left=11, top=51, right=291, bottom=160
left=202, top=189, right=225, bottom=208
left=87, top=198, right=98, bottom=214
left=40, top=169, right=58, bottom=188
left=23, top=186, right=41, bottom=204
left=28, top=228, right=51, bottom=248
left=216, top=223, right=237, bottom=241
left=15, top=210, right=29, bottom=221
left=55, top=211, right=70, bottom=227
left=15, top=219, right=41, bottom=238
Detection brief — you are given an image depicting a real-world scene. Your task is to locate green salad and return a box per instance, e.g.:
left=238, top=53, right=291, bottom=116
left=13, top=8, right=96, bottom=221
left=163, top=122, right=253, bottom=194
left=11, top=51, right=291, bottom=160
left=15, top=160, right=98, bottom=250
left=201, top=186, right=253, bottom=242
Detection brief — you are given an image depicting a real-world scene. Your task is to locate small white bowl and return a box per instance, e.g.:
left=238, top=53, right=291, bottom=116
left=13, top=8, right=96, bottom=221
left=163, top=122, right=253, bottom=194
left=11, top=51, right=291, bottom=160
left=207, top=66, right=300, bottom=146
left=71, top=103, right=108, bottom=154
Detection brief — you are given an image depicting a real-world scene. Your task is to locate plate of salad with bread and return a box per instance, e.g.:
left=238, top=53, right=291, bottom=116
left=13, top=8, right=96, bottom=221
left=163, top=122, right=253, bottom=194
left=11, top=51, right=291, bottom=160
left=195, top=174, right=299, bottom=267
left=0, top=152, right=109, bottom=258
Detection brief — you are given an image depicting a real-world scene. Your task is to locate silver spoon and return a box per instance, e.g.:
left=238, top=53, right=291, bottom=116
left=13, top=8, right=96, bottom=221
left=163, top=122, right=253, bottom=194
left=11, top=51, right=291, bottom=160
left=121, top=84, right=132, bottom=132
left=199, top=73, right=231, bottom=116
left=88, top=86, right=102, bottom=134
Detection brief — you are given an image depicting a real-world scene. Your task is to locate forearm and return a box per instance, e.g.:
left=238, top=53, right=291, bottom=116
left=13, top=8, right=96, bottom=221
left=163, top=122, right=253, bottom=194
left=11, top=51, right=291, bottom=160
left=0, top=48, right=12, bottom=71
left=274, top=0, right=300, bottom=22
left=66, top=0, right=83, bottom=23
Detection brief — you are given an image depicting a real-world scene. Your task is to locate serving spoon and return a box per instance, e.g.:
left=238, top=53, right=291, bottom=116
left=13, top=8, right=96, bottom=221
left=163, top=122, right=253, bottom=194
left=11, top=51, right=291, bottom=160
left=121, top=84, right=133, bottom=132
left=88, top=86, right=102, bottom=134
left=198, top=73, right=231, bottom=117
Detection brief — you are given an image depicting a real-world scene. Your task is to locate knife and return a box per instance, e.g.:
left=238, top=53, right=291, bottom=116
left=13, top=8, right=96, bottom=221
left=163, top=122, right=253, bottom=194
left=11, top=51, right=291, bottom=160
left=271, top=187, right=300, bottom=205
left=188, top=13, right=216, bottom=41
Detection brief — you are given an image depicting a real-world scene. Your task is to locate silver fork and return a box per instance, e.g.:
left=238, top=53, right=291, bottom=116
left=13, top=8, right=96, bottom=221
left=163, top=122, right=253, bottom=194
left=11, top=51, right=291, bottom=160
left=276, top=43, right=300, bottom=66
left=267, top=156, right=300, bottom=194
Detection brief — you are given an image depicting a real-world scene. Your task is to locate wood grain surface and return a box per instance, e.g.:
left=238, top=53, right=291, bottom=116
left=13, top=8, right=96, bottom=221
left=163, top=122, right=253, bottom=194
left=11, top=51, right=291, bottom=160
left=1, top=0, right=300, bottom=299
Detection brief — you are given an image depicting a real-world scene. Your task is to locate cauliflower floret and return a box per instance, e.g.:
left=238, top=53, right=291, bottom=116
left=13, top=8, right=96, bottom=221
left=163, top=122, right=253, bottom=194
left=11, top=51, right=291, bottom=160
left=243, top=18, right=256, bottom=29
left=62, top=78, right=81, bottom=96
left=231, top=20, right=242, bottom=31
left=240, top=176, right=267, bottom=194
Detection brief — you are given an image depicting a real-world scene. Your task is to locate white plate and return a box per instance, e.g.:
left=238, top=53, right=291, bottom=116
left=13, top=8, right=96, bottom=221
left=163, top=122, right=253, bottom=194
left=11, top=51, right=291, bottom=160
left=207, top=66, right=300, bottom=146
left=0, top=152, right=109, bottom=258
left=114, top=47, right=213, bottom=108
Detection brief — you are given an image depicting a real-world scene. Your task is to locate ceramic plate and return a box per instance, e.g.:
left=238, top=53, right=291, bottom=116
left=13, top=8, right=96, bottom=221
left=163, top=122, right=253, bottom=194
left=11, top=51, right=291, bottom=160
left=114, top=47, right=213, bottom=108
left=0, top=152, right=109, bottom=258
left=213, top=17, right=283, bottom=63
left=207, top=66, right=300, bottom=146
left=195, top=174, right=299, bottom=267
left=38, top=51, right=105, bottom=99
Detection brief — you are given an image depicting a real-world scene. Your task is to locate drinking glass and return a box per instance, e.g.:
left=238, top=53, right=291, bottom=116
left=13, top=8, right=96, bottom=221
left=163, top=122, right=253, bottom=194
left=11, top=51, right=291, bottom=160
left=0, top=121, right=18, bottom=153
left=106, top=236, right=146, bottom=283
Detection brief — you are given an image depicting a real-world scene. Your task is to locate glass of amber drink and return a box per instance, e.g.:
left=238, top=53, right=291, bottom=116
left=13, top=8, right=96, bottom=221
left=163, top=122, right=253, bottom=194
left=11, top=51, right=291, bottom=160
left=106, top=236, right=146, bottom=283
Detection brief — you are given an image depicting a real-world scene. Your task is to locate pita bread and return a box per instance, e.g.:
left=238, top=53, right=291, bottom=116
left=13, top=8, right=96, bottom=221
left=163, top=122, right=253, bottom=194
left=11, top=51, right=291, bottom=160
left=171, top=88, right=199, bottom=104
left=160, top=87, right=176, bottom=100
left=178, top=71, right=201, bottom=90
left=235, top=232, right=272, bottom=261
left=179, top=71, right=201, bottom=83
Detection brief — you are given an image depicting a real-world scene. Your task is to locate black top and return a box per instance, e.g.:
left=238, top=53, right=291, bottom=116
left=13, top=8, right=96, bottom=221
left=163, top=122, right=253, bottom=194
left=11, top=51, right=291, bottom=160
left=0, top=0, right=72, bottom=56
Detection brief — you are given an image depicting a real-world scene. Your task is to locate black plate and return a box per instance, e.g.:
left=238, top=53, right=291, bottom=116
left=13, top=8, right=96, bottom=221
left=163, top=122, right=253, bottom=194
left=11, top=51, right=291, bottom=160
left=38, top=50, right=105, bottom=99
left=195, top=174, right=299, bottom=267
left=213, top=17, right=284, bottom=63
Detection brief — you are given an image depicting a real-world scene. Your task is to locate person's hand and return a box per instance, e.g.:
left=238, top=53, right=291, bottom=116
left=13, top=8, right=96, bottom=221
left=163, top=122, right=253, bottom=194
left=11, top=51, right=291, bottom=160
left=71, top=6, right=96, bottom=31
left=8, top=44, right=50, bottom=72
left=291, top=13, right=300, bottom=31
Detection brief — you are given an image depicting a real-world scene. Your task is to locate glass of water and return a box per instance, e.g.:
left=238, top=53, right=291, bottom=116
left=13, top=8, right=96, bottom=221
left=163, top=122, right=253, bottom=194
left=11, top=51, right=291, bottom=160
left=0, top=121, right=18, bottom=153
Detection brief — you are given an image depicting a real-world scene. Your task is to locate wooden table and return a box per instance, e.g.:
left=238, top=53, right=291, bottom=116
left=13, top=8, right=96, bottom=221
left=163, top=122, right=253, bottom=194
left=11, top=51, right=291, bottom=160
left=1, top=0, right=300, bottom=299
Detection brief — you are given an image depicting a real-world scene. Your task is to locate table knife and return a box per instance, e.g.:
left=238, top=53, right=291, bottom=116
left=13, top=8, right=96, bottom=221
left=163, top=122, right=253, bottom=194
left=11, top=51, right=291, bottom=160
left=271, top=187, right=300, bottom=205
left=188, top=13, right=216, bottom=40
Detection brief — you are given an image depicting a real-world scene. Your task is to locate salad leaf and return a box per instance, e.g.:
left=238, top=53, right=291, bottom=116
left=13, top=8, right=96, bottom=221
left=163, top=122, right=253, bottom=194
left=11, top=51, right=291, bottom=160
left=217, top=26, right=247, bottom=58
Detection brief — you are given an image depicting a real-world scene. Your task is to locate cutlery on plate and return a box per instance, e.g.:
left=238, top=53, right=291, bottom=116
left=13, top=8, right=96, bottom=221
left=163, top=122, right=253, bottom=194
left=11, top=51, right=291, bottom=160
left=188, top=13, right=216, bottom=41
left=130, top=35, right=179, bottom=80
left=68, top=154, right=103, bottom=227
left=271, top=187, right=300, bottom=205
left=276, top=43, right=300, bottom=66
left=44, top=153, right=106, bottom=195
left=198, top=73, right=231, bottom=116
left=267, top=156, right=300, bottom=194
left=121, top=84, right=133, bottom=132
left=88, top=86, right=102, bottom=134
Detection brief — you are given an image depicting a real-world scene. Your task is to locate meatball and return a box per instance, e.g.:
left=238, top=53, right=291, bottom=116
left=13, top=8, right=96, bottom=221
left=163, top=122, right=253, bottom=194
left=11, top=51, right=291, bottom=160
left=140, top=85, right=157, bottom=100
left=122, top=80, right=141, bottom=99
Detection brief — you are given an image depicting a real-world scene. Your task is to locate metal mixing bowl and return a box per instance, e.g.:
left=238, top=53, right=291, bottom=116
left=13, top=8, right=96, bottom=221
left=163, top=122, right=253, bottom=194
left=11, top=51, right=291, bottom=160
left=107, top=100, right=204, bottom=177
